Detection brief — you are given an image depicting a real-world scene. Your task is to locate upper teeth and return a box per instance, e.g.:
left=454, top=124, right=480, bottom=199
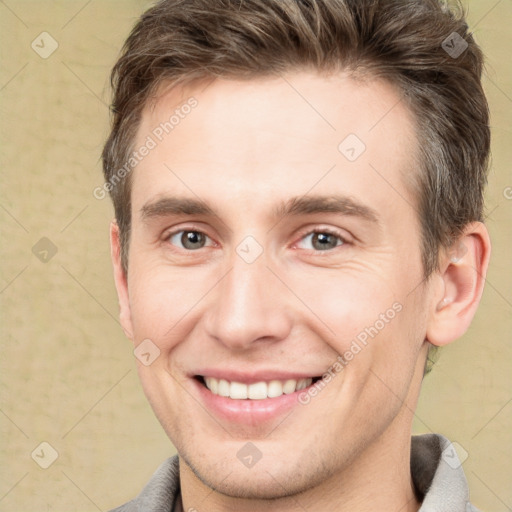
left=204, top=377, right=313, bottom=400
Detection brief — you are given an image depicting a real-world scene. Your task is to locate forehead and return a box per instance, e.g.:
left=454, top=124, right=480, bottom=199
left=132, top=72, right=418, bottom=217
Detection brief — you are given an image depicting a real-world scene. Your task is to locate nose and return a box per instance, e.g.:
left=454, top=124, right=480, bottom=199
left=202, top=249, right=293, bottom=351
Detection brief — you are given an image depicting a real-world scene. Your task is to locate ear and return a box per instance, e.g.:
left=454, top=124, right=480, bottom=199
left=426, top=222, right=491, bottom=347
left=110, top=220, right=134, bottom=340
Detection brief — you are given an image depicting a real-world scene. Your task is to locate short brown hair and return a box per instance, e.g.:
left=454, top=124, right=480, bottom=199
left=102, top=0, right=490, bottom=277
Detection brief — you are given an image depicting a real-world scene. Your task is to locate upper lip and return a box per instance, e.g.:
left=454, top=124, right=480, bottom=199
left=193, top=369, right=322, bottom=384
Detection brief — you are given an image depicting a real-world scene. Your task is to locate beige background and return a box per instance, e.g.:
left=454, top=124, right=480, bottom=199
left=0, top=1, right=510, bottom=511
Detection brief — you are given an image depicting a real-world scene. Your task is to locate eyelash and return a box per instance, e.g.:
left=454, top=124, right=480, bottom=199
left=164, top=225, right=349, bottom=253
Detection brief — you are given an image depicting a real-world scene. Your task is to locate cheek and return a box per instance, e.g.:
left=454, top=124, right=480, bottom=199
left=354, top=283, right=429, bottom=402
left=290, top=264, right=426, bottom=397
left=290, top=269, right=401, bottom=350
left=127, top=263, right=213, bottom=348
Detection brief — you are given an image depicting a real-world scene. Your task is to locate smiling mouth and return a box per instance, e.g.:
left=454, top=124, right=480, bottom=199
left=195, top=376, right=322, bottom=400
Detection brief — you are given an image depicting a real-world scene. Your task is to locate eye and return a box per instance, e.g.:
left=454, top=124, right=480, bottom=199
left=296, top=230, right=345, bottom=251
left=168, top=230, right=213, bottom=250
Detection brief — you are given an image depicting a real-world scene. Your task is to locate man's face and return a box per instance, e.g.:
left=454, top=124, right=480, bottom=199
left=116, top=72, right=433, bottom=498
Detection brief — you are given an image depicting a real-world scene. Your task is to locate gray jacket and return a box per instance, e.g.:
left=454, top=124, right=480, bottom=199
left=110, top=433, right=479, bottom=512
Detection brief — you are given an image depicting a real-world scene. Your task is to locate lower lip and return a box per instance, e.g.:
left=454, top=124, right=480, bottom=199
left=193, top=378, right=314, bottom=426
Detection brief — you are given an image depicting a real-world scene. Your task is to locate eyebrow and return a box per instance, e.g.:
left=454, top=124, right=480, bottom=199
left=273, top=195, right=379, bottom=224
left=140, top=194, right=379, bottom=224
left=141, top=197, right=214, bottom=220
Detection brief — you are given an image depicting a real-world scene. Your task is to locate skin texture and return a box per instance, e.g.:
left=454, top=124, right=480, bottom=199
left=110, top=72, right=490, bottom=511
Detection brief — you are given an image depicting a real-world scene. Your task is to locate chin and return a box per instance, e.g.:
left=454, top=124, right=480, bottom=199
left=180, top=446, right=335, bottom=501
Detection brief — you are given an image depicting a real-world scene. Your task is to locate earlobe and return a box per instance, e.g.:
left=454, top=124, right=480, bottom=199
left=426, top=222, right=491, bottom=347
left=110, top=220, right=134, bottom=340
